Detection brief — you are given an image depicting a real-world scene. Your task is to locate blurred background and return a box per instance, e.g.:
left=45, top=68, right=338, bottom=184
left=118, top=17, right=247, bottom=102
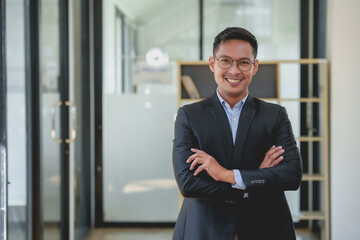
left=1, top=0, right=359, bottom=240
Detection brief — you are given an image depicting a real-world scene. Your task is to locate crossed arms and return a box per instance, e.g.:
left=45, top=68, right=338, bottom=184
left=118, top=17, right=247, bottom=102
left=172, top=105, right=302, bottom=200
left=187, top=145, right=285, bottom=184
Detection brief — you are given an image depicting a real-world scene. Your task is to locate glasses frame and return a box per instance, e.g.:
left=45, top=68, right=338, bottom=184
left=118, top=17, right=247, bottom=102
left=215, top=57, right=255, bottom=72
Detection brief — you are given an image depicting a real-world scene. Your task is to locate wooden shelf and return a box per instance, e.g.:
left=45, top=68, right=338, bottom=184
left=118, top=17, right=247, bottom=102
left=259, top=59, right=327, bottom=64
left=296, top=136, right=325, bottom=141
left=302, top=174, right=325, bottom=181
left=180, top=98, right=203, bottom=103
left=280, top=98, right=324, bottom=103
left=258, top=98, right=280, bottom=102
left=293, top=211, right=326, bottom=220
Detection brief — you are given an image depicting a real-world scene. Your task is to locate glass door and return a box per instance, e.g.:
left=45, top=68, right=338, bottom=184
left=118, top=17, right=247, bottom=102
left=39, top=0, right=65, bottom=239
left=39, top=0, right=90, bottom=239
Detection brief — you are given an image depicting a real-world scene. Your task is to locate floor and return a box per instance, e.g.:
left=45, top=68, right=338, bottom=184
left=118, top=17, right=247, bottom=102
left=86, top=228, right=320, bottom=240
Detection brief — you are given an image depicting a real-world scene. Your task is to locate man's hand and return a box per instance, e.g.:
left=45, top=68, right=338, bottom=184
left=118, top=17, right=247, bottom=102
left=259, top=145, right=285, bottom=169
left=186, top=148, right=235, bottom=184
left=186, top=146, right=284, bottom=183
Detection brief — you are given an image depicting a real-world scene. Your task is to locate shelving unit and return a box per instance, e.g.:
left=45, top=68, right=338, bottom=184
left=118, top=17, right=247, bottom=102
left=177, top=59, right=329, bottom=240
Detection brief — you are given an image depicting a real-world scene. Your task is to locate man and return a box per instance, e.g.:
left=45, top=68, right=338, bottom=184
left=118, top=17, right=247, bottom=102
left=172, top=27, right=302, bottom=240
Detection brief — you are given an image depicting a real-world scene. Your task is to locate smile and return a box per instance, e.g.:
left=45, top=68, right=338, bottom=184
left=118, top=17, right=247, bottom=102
left=225, top=78, right=243, bottom=83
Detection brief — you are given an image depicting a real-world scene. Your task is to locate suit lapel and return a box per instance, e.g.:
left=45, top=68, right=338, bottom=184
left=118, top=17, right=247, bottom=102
left=208, top=94, right=233, bottom=163
left=232, top=95, right=257, bottom=166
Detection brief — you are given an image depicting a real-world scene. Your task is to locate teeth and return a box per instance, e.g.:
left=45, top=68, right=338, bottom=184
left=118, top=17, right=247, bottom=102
left=227, top=78, right=241, bottom=83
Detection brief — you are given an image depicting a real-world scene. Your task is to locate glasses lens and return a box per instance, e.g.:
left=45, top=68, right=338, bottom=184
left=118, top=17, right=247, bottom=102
left=218, top=57, right=232, bottom=69
left=239, top=59, right=253, bottom=71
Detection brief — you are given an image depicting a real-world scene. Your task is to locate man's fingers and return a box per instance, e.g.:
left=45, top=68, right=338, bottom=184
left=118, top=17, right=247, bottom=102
left=271, top=156, right=284, bottom=167
left=194, top=164, right=205, bottom=176
left=267, top=146, right=282, bottom=155
left=269, top=148, right=285, bottom=161
left=259, top=146, right=285, bottom=169
left=187, top=148, right=215, bottom=175
left=262, top=146, right=280, bottom=165
left=264, top=146, right=279, bottom=160
left=191, top=148, right=201, bottom=153
left=190, top=157, right=200, bottom=170
left=186, top=153, right=196, bottom=163
left=187, top=151, right=203, bottom=163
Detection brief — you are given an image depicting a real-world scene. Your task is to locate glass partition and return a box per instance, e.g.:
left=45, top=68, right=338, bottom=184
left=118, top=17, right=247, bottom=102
left=101, top=0, right=200, bottom=222
left=103, top=1, right=176, bottom=222
left=6, top=0, right=28, bottom=239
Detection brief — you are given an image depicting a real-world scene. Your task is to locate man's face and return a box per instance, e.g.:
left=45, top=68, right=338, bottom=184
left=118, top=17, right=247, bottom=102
left=209, top=39, right=258, bottom=104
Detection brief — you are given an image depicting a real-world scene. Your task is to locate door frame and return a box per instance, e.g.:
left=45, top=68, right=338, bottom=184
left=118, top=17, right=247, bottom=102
left=25, top=0, right=42, bottom=239
left=59, top=0, right=71, bottom=237
left=70, top=0, right=92, bottom=238
left=93, top=0, right=103, bottom=227
left=0, top=0, right=8, bottom=238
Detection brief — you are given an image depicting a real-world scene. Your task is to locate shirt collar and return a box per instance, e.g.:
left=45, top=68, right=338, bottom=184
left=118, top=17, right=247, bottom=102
left=216, top=88, right=248, bottom=109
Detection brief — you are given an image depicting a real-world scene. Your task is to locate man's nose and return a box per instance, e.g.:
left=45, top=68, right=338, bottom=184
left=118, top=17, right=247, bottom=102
left=227, top=61, right=242, bottom=74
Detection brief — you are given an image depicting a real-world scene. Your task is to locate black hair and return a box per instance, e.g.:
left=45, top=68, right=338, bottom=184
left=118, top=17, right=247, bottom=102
left=213, top=27, right=258, bottom=58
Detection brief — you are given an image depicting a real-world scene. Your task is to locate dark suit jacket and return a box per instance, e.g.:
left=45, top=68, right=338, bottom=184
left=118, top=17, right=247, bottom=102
left=172, top=94, right=302, bottom=240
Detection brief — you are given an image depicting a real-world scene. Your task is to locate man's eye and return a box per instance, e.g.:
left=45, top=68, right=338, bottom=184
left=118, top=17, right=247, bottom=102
left=221, top=59, right=231, bottom=63
left=240, top=61, right=251, bottom=65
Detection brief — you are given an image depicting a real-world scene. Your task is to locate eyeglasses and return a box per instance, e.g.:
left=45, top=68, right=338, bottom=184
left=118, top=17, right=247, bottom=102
left=215, top=57, right=255, bottom=71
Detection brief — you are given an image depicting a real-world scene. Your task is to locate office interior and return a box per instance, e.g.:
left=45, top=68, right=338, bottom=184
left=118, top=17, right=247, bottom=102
left=0, top=0, right=359, bottom=239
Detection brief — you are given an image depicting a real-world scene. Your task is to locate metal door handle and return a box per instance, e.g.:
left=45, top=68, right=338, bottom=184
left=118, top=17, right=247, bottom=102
left=65, top=101, right=77, bottom=143
left=51, top=101, right=63, bottom=143
left=51, top=101, right=77, bottom=144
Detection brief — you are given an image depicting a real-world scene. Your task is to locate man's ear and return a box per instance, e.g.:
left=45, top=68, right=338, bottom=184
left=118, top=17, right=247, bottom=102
left=252, top=59, right=259, bottom=75
left=209, top=56, right=215, bottom=72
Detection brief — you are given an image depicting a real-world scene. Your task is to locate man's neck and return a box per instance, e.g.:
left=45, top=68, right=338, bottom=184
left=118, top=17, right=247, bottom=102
left=217, top=90, right=248, bottom=109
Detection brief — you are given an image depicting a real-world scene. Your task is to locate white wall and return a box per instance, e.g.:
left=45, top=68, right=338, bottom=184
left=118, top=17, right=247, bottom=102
left=329, top=0, right=360, bottom=239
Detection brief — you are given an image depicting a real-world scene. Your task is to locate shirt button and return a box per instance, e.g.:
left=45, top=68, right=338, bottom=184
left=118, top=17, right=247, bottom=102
left=233, top=118, right=237, bottom=121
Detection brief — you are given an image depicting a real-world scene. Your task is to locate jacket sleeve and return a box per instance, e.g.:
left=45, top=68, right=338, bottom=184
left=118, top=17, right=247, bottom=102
left=240, top=107, right=303, bottom=191
left=172, top=107, right=244, bottom=200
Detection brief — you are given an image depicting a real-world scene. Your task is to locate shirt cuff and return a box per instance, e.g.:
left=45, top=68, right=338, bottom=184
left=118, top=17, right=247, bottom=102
left=231, top=169, right=246, bottom=190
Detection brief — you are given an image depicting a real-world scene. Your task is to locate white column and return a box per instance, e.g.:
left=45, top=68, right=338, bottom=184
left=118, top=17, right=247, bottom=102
left=329, top=0, right=360, bottom=239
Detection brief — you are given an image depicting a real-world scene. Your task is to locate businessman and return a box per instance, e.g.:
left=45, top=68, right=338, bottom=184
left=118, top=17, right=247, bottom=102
left=172, top=27, right=302, bottom=240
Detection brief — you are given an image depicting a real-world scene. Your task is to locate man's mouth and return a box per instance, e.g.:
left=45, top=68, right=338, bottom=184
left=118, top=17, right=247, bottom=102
left=225, top=78, right=243, bottom=83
